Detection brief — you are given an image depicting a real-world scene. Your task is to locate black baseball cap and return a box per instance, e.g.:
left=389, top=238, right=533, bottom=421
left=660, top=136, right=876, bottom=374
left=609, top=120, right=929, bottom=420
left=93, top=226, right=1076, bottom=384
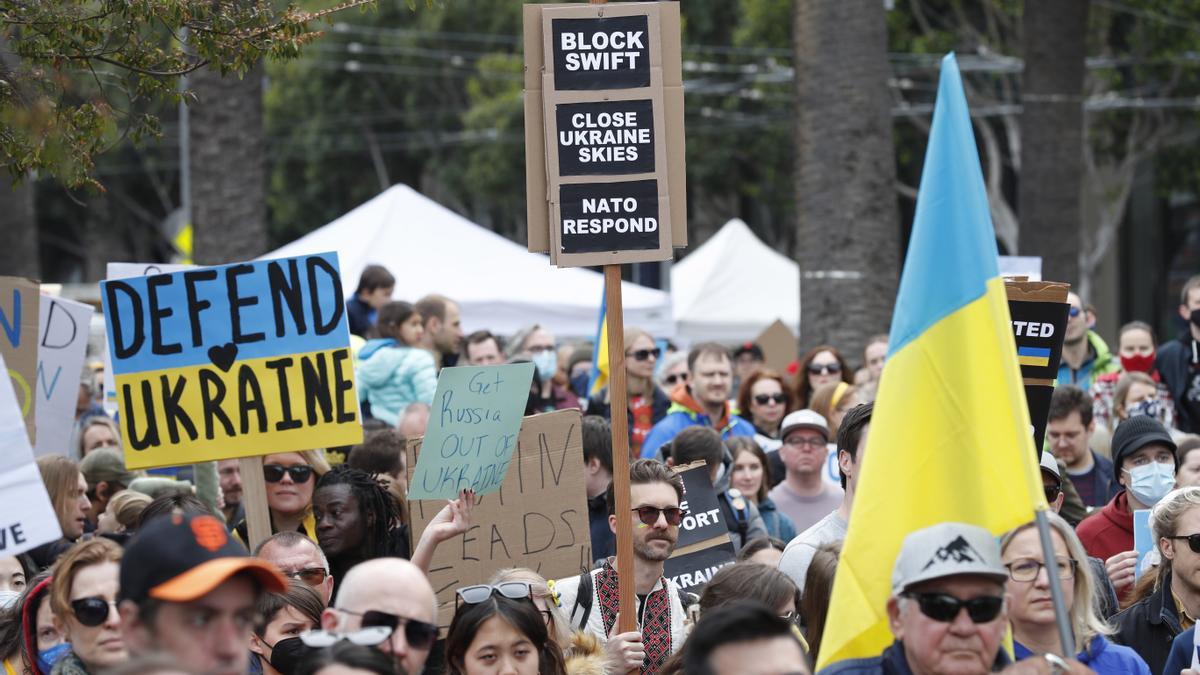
left=119, top=511, right=286, bottom=604
left=731, top=342, right=764, bottom=360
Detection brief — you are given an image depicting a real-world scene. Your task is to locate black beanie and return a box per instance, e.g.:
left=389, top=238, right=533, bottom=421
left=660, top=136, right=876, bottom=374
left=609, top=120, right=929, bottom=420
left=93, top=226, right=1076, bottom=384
left=1110, top=415, right=1177, bottom=483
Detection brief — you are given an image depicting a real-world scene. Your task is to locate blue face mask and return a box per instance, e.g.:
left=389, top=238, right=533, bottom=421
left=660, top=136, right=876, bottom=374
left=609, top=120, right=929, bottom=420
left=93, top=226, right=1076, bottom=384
left=532, top=350, right=557, bottom=382
left=1125, top=461, right=1175, bottom=507
left=570, top=372, right=590, bottom=398
left=38, top=642, right=71, bottom=673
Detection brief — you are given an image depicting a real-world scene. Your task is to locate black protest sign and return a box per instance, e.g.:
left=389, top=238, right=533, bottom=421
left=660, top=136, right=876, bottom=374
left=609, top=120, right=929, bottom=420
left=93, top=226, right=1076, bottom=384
left=675, top=463, right=728, bottom=549
left=1009, top=300, right=1069, bottom=382
left=555, top=100, right=656, bottom=176
left=551, top=15, right=651, bottom=91
left=559, top=180, right=660, bottom=254
left=1026, top=384, right=1054, bottom=451
left=665, top=541, right=736, bottom=595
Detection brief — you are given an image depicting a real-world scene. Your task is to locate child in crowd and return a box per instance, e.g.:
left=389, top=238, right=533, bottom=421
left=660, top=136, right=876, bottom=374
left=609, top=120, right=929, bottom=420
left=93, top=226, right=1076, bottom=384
left=356, top=301, right=438, bottom=426
left=345, top=265, right=395, bottom=338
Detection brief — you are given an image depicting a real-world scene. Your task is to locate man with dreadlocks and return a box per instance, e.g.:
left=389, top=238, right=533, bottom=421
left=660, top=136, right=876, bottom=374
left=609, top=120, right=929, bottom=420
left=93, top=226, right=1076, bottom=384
left=312, top=466, right=410, bottom=593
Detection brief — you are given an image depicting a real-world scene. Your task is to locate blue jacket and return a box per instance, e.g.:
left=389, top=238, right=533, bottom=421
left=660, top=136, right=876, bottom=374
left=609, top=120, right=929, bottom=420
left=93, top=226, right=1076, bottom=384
left=1163, top=625, right=1198, bottom=675
left=346, top=295, right=375, bottom=338
left=640, top=401, right=756, bottom=460
left=355, top=339, right=438, bottom=426
left=1015, top=637, right=1150, bottom=675
left=757, top=496, right=797, bottom=542
left=1157, top=334, right=1199, bottom=433
left=819, top=640, right=1009, bottom=675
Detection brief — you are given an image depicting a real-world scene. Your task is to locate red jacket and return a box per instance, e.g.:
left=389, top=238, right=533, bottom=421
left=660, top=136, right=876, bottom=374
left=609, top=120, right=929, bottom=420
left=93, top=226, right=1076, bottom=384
left=1076, top=490, right=1134, bottom=562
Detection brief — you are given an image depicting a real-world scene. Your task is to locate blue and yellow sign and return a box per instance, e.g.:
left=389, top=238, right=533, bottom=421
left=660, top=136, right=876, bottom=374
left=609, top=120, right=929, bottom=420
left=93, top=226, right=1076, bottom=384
left=101, top=253, right=362, bottom=469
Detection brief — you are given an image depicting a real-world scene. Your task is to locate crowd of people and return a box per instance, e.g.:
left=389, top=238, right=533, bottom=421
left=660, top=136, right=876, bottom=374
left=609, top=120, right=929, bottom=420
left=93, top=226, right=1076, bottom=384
left=4, top=267, right=1200, bottom=675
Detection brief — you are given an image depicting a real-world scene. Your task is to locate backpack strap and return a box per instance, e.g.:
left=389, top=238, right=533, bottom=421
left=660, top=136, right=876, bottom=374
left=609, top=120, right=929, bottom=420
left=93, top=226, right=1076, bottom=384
left=569, top=569, right=595, bottom=632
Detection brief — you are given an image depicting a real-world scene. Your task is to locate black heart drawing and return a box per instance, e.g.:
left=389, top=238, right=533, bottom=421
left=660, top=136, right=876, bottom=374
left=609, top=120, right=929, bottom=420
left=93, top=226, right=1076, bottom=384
left=207, top=343, right=238, bottom=372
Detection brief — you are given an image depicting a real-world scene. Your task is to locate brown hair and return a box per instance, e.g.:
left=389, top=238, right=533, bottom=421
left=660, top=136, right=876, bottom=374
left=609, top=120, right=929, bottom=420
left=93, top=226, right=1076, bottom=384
left=1177, top=435, right=1200, bottom=469
left=1114, top=371, right=1156, bottom=421
left=809, top=382, right=857, bottom=438
left=686, top=342, right=730, bottom=373
left=794, top=345, right=852, bottom=409
left=253, top=579, right=324, bottom=636
left=735, top=370, right=793, bottom=425
left=698, top=563, right=798, bottom=617
left=607, top=459, right=683, bottom=517
left=726, top=437, right=772, bottom=503
left=37, top=455, right=83, bottom=536
left=801, top=541, right=842, bottom=662
left=49, top=538, right=123, bottom=620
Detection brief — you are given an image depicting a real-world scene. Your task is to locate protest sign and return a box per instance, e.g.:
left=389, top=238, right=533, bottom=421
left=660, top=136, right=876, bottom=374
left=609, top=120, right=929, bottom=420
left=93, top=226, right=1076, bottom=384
left=100, top=253, right=361, bottom=469
left=407, top=409, right=591, bottom=628
left=0, top=277, right=40, bottom=443
left=103, top=262, right=195, bottom=413
left=665, top=462, right=735, bottom=595
left=35, top=295, right=94, bottom=456
left=524, top=1, right=687, bottom=265
left=1133, top=509, right=1156, bottom=580
left=407, top=363, right=535, bottom=500
left=0, top=352, right=62, bottom=557
left=1005, top=279, right=1070, bottom=455
left=665, top=540, right=736, bottom=595
left=757, top=319, right=799, bottom=377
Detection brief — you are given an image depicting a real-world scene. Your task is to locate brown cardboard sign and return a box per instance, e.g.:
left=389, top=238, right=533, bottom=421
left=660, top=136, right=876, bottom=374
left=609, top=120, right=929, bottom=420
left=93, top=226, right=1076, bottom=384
left=406, top=409, right=591, bottom=628
left=756, top=319, right=799, bottom=377
left=0, top=277, right=40, bottom=443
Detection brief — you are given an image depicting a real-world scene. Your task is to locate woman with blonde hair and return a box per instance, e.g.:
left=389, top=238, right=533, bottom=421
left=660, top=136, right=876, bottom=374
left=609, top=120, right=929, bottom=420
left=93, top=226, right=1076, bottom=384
left=999, top=512, right=1148, bottom=673
left=234, top=450, right=330, bottom=543
left=96, top=490, right=151, bottom=536
left=48, top=539, right=128, bottom=675
left=586, top=328, right=670, bottom=458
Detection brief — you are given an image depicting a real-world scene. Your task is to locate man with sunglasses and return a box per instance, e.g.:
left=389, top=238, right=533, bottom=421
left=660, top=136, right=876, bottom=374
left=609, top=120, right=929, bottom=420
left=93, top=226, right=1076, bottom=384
left=1057, top=292, right=1118, bottom=393
left=320, top=557, right=439, bottom=675
left=557, top=459, right=689, bottom=673
left=255, top=531, right=335, bottom=605
left=641, top=342, right=756, bottom=460
left=118, top=512, right=288, bottom=675
left=821, top=522, right=1013, bottom=675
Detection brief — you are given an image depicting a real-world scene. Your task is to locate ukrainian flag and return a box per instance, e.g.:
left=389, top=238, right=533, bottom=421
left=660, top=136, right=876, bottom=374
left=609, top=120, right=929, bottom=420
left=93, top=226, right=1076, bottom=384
left=588, top=292, right=609, bottom=396
left=1017, top=346, right=1051, bottom=368
left=815, top=54, right=1046, bottom=671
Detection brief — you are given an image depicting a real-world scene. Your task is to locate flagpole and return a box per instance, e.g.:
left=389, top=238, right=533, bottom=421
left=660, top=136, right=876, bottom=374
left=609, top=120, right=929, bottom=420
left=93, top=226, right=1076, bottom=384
left=1034, top=508, right=1075, bottom=658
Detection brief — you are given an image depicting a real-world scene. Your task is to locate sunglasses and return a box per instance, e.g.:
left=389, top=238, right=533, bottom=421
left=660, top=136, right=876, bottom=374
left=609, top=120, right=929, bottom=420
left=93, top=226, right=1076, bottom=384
left=900, top=592, right=1004, bottom=624
left=263, top=464, right=314, bottom=484
left=754, top=393, right=787, bottom=406
left=335, top=608, right=439, bottom=651
left=283, top=567, right=328, bottom=586
left=1068, top=306, right=1082, bottom=318
left=632, top=505, right=686, bottom=527
left=71, top=597, right=117, bottom=627
left=1168, top=534, right=1200, bottom=554
left=300, top=627, right=394, bottom=648
left=628, top=348, right=661, bottom=362
left=663, top=373, right=688, bottom=386
left=808, top=362, right=841, bottom=375
left=1043, top=485, right=1062, bottom=504
left=457, top=582, right=533, bottom=607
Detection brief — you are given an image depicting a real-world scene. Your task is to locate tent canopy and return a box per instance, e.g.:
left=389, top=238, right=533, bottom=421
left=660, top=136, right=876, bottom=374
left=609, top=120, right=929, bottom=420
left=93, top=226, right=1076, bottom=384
left=262, top=185, right=672, bottom=338
left=671, top=219, right=799, bottom=342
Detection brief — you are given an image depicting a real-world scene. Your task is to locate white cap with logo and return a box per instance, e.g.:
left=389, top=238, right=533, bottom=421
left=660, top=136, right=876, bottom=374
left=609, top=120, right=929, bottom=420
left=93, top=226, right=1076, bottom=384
left=779, top=409, right=830, bottom=442
left=891, top=522, right=1008, bottom=595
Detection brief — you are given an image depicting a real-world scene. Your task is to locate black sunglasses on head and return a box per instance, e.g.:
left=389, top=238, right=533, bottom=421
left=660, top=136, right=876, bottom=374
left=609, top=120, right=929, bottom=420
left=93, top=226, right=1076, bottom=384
left=337, top=608, right=439, bottom=651
left=263, top=464, right=314, bottom=484
left=900, top=592, right=1004, bottom=624
left=1168, top=534, right=1200, bottom=554
left=71, top=597, right=117, bottom=627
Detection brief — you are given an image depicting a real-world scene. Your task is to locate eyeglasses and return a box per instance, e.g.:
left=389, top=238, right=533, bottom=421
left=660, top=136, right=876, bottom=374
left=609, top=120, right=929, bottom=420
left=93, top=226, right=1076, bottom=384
left=627, top=348, right=661, bottom=362
left=754, top=393, right=787, bottom=406
left=1068, top=307, right=1082, bottom=318
left=334, top=608, right=439, bottom=651
left=70, top=597, right=118, bottom=627
left=457, top=582, right=533, bottom=607
left=1006, top=556, right=1077, bottom=582
left=526, top=344, right=556, bottom=354
left=1168, top=534, right=1200, bottom=553
left=631, top=505, right=686, bottom=527
left=263, top=464, right=314, bottom=484
left=900, top=592, right=1004, bottom=624
left=283, top=567, right=328, bottom=586
left=1043, top=485, right=1062, bottom=504
left=808, top=362, right=841, bottom=375
left=300, top=627, right=394, bottom=648
left=784, top=436, right=825, bottom=449
left=663, top=373, right=688, bottom=386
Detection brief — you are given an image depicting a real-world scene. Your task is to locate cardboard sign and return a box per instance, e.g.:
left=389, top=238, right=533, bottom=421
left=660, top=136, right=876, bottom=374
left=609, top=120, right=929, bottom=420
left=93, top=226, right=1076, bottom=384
left=35, top=295, right=94, bottom=456
left=103, top=263, right=195, bottom=413
left=407, top=409, right=591, bottom=628
left=100, top=253, right=362, bottom=469
left=556, top=100, right=655, bottom=175
left=407, top=363, right=536, bottom=500
left=756, top=319, right=799, bottom=377
left=675, top=463, right=727, bottom=549
left=559, top=180, right=661, bottom=254
left=664, top=540, right=736, bottom=595
left=0, top=277, right=40, bottom=443
left=524, top=1, right=687, bottom=265
left=0, top=352, right=62, bottom=557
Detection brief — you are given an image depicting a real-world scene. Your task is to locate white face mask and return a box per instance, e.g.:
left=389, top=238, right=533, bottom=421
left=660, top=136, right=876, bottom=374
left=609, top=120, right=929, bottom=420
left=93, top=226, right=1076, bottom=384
left=0, top=590, right=17, bottom=609
left=1124, top=461, right=1175, bottom=506
left=532, top=350, right=557, bottom=381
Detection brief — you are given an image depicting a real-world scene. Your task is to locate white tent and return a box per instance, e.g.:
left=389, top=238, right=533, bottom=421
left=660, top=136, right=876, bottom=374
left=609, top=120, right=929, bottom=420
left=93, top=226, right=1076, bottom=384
left=262, top=185, right=673, bottom=337
left=671, top=219, right=799, bottom=342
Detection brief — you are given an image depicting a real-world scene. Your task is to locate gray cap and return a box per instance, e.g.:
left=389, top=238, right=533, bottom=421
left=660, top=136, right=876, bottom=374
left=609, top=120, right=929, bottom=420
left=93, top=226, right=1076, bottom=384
left=780, top=409, right=830, bottom=442
left=80, top=446, right=138, bottom=485
left=892, top=522, right=1008, bottom=594
left=1039, top=451, right=1061, bottom=481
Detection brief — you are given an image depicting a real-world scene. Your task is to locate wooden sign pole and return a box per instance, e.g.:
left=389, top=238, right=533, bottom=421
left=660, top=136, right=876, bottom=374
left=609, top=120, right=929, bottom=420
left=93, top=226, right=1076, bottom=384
left=604, top=265, right=637, bottom=638
left=238, top=457, right=272, bottom=551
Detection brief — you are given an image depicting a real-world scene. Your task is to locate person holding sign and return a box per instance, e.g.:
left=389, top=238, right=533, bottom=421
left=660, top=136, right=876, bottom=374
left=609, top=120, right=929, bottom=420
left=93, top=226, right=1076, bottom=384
left=356, top=301, right=438, bottom=426
left=234, top=451, right=329, bottom=545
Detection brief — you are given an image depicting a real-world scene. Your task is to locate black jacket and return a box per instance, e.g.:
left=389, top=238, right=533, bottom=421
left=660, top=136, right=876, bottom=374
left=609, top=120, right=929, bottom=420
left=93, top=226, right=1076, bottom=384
left=1111, top=572, right=1182, bottom=675
left=1156, top=335, right=1198, bottom=433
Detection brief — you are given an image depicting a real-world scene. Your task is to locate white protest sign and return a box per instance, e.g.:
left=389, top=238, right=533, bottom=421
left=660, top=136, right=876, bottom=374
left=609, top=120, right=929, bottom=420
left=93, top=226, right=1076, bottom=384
left=0, top=352, right=62, bottom=556
left=102, top=263, right=194, bottom=413
left=35, top=295, right=94, bottom=456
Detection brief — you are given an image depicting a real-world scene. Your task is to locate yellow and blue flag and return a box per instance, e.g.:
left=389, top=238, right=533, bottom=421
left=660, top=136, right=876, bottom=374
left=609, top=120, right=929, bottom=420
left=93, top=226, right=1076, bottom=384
left=815, top=54, right=1046, bottom=670
left=588, top=291, right=609, bottom=396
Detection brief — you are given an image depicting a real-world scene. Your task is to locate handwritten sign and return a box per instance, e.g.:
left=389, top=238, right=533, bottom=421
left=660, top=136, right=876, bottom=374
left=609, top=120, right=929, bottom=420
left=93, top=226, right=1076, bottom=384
left=407, top=410, right=591, bottom=628
left=35, top=295, right=94, bottom=456
left=100, top=252, right=361, bottom=469
left=407, top=363, right=535, bottom=500
left=0, top=352, right=62, bottom=557
left=0, top=277, right=39, bottom=443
